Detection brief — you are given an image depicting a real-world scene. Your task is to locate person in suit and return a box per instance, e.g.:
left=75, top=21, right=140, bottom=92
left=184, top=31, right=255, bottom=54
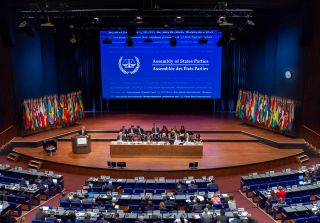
left=119, top=126, right=127, bottom=135
left=128, top=125, right=136, bottom=135
left=174, top=216, right=188, bottom=223
left=19, top=177, right=28, bottom=187
left=82, top=194, right=93, bottom=203
left=164, top=195, right=176, bottom=211
left=160, top=125, right=169, bottom=135
left=201, top=208, right=212, bottom=223
left=160, top=132, right=169, bottom=142
left=135, top=125, right=144, bottom=135
left=175, top=182, right=185, bottom=195
left=117, top=132, right=127, bottom=141
left=0, top=185, right=8, bottom=201
left=113, top=213, right=123, bottom=223
left=71, top=194, right=81, bottom=202
left=151, top=123, right=160, bottom=135
left=45, top=214, right=58, bottom=222
left=35, top=209, right=46, bottom=221
left=187, top=181, right=198, bottom=190
left=60, top=192, right=70, bottom=203
left=144, top=132, right=153, bottom=142
left=192, top=198, right=203, bottom=212
left=127, top=125, right=136, bottom=141
left=214, top=209, right=228, bottom=223
left=79, top=126, right=87, bottom=136
left=135, top=215, right=146, bottom=223
left=207, top=179, right=219, bottom=192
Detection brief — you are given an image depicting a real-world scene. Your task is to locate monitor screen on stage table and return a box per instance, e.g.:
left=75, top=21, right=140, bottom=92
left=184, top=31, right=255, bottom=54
left=100, top=29, right=222, bottom=99
left=76, top=137, right=88, bottom=146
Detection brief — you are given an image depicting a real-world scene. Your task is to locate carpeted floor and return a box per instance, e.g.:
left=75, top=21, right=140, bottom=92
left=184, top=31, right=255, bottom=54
left=1, top=155, right=319, bottom=223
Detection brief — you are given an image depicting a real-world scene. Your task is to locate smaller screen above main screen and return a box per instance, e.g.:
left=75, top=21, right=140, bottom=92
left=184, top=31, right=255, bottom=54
left=100, top=29, right=222, bottom=99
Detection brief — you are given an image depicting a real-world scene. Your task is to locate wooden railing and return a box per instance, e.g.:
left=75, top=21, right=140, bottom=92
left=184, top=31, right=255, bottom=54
left=303, top=125, right=320, bottom=150
left=0, top=125, right=15, bottom=149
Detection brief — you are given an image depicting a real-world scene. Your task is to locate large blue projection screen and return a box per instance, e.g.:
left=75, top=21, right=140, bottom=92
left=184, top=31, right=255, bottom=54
left=100, top=30, right=222, bottom=99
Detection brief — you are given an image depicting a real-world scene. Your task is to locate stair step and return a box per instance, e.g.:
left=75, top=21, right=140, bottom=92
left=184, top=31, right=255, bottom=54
left=28, top=160, right=43, bottom=170
left=7, top=153, right=19, bottom=162
left=300, top=157, right=309, bottom=162
left=297, top=154, right=307, bottom=159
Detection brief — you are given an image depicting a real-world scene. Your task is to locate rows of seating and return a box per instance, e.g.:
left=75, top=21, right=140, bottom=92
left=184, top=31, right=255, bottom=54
left=241, top=164, right=320, bottom=223
left=32, top=175, right=251, bottom=222
left=31, top=206, right=250, bottom=223
left=60, top=191, right=230, bottom=212
left=0, top=164, right=64, bottom=217
left=86, top=175, right=219, bottom=193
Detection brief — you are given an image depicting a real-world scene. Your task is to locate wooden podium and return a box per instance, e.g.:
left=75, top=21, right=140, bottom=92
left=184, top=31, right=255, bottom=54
left=71, top=135, right=91, bottom=154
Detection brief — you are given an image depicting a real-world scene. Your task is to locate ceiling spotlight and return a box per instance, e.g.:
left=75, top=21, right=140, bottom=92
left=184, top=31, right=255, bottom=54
left=135, top=16, right=143, bottom=24
left=70, top=34, right=77, bottom=44
left=198, top=37, right=208, bottom=44
left=126, top=37, right=133, bottom=47
left=246, top=19, right=255, bottom=26
left=144, top=37, right=153, bottom=43
left=40, top=17, right=56, bottom=33
left=92, top=17, right=100, bottom=24
left=174, top=16, right=184, bottom=23
left=103, top=36, right=112, bottom=44
left=217, top=16, right=233, bottom=32
left=170, top=37, right=177, bottom=46
left=18, top=21, right=35, bottom=36
left=217, top=16, right=226, bottom=24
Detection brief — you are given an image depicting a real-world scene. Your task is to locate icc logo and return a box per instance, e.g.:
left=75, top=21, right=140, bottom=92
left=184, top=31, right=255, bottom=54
left=118, top=56, right=140, bottom=75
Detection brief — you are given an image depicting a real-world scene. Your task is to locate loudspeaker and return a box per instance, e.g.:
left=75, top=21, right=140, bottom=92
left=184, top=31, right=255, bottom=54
left=189, top=162, right=198, bottom=169
left=107, top=161, right=116, bottom=168
left=117, top=162, right=126, bottom=168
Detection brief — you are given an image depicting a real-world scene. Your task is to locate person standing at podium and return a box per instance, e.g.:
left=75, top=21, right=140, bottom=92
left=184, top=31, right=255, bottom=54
left=79, top=126, right=88, bottom=136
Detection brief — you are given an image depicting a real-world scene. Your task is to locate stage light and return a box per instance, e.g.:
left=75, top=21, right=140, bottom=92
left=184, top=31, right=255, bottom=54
left=103, top=36, right=112, bottom=44
left=40, top=16, right=56, bottom=33
left=135, top=16, right=143, bottom=24
left=174, top=16, right=184, bottom=23
left=246, top=19, right=255, bottom=26
left=170, top=37, right=176, bottom=46
left=144, top=37, right=153, bottom=43
left=18, top=21, right=35, bottom=36
left=126, top=37, right=133, bottom=47
left=92, top=17, right=100, bottom=24
left=198, top=37, right=208, bottom=44
left=217, top=16, right=233, bottom=32
left=285, top=71, right=293, bottom=79
left=70, top=34, right=77, bottom=44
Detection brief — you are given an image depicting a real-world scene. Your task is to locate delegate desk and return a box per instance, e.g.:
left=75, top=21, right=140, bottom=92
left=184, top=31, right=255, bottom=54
left=110, top=142, right=203, bottom=157
left=38, top=207, right=249, bottom=223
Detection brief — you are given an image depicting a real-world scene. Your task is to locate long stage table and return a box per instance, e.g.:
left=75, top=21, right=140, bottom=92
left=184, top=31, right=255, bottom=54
left=110, top=142, right=203, bottom=157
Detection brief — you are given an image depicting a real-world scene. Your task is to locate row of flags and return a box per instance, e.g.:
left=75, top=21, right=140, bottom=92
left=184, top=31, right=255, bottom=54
left=23, top=91, right=84, bottom=131
left=236, top=90, right=295, bottom=131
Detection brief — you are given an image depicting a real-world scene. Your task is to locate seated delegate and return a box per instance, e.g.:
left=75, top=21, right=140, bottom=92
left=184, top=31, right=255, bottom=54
left=115, top=124, right=201, bottom=143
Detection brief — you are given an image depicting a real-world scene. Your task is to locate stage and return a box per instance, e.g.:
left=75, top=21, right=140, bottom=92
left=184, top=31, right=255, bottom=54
left=11, top=113, right=306, bottom=178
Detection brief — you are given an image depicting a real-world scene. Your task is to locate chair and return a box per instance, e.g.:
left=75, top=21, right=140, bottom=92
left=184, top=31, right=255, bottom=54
left=293, top=217, right=307, bottom=223
left=154, top=189, right=165, bottom=194
left=307, top=216, right=320, bottom=223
